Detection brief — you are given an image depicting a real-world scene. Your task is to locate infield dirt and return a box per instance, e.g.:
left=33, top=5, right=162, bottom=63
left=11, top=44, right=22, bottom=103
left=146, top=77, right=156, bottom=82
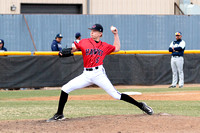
left=0, top=114, right=199, bottom=133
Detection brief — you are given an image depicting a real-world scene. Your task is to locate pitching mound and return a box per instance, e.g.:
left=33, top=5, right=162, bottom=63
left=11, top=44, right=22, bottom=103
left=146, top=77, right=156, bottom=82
left=0, top=114, right=199, bottom=133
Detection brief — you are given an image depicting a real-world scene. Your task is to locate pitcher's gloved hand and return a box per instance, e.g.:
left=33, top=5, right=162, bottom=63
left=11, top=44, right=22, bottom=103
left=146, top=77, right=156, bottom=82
left=59, top=48, right=73, bottom=57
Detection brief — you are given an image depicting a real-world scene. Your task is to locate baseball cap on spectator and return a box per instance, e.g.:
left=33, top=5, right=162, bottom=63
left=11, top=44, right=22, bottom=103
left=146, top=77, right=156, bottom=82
left=88, top=24, right=103, bottom=33
left=175, top=32, right=182, bottom=36
left=56, top=33, right=63, bottom=38
left=0, top=39, right=4, bottom=45
left=75, top=32, right=81, bottom=38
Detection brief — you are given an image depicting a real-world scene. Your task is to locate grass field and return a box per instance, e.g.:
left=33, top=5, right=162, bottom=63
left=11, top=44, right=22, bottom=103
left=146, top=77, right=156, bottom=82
left=0, top=87, right=199, bottom=120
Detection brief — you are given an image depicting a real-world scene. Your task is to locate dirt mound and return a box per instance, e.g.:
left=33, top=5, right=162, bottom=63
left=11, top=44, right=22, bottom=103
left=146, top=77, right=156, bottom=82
left=0, top=114, right=199, bottom=133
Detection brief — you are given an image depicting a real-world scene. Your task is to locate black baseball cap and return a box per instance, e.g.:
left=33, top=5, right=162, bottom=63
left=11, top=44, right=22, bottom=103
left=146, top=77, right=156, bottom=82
left=88, top=24, right=103, bottom=33
left=75, top=32, right=81, bottom=38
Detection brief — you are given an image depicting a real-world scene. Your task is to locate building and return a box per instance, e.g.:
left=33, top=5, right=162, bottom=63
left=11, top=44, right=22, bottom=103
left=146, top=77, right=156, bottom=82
left=1, top=0, right=199, bottom=15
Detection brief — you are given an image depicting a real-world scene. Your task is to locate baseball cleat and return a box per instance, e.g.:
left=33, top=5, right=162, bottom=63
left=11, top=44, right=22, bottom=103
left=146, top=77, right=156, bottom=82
left=168, top=85, right=176, bottom=88
left=140, top=102, right=154, bottom=115
left=46, top=113, right=65, bottom=122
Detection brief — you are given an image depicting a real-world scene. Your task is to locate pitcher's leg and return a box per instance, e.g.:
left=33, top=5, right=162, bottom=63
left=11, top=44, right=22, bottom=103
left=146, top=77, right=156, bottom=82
left=93, top=74, right=121, bottom=100
left=58, top=73, right=92, bottom=114
left=47, top=73, right=92, bottom=122
left=121, top=94, right=153, bottom=115
left=56, top=90, right=68, bottom=115
left=171, top=58, right=178, bottom=86
left=62, top=73, right=93, bottom=93
left=177, top=57, right=184, bottom=87
left=93, top=73, right=153, bottom=115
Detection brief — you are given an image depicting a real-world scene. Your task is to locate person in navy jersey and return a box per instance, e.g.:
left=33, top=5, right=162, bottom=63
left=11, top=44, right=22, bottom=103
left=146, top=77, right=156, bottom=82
left=51, top=33, right=63, bottom=51
left=169, top=32, right=186, bottom=88
left=0, top=39, right=7, bottom=51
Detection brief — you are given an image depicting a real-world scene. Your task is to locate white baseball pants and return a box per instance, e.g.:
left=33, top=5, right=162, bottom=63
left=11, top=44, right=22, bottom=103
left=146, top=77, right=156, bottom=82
left=171, top=56, right=184, bottom=86
left=62, top=65, right=122, bottom=100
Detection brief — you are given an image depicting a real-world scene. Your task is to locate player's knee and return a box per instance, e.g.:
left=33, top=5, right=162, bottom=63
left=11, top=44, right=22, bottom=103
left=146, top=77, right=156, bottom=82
left=110, top=92, right=121, bottom=100
left=61, top=86, right=67, bottom=93
left=61, top=84, right=71, bottom=94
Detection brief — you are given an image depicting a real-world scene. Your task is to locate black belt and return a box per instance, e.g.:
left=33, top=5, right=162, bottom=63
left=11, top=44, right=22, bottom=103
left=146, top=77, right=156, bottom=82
left=172, top=56, right=182, bottom=57
left=86, top=67, right=99, bottom=71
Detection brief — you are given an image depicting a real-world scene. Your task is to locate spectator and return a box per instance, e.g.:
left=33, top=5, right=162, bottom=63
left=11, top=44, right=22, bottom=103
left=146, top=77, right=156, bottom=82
left=51, top=33, right=63, bottom=51
left=0, top=39, right=7, bottom=51
left=71, top=32, right=81, bottom=48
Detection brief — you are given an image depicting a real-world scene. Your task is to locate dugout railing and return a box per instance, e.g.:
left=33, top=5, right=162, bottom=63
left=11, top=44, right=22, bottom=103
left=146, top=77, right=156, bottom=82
left=1, top=50, right=200, bottom=56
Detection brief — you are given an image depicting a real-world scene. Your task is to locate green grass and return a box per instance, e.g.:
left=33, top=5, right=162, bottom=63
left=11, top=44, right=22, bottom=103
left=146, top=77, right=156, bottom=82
left=0, top=90, right=60, bottom=100
left=0, top=87, right=199, bottom=120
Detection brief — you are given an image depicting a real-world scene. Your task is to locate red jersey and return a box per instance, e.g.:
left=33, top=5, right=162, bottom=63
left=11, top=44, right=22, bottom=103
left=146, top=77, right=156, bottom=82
left=75, top=38, right=115, bottom=68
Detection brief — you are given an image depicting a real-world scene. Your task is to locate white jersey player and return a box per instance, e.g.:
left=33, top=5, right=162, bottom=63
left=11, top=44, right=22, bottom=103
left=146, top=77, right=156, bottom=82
left=169, top=32, right=186, bottom=88
left=71, top=32, right=81, bottom=48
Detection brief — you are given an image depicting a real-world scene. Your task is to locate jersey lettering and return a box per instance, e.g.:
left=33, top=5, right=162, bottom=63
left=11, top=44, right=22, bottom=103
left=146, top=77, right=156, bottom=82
left=86, top=49, right=103, bottom=56
left=77, top=38, right=115, bottom=67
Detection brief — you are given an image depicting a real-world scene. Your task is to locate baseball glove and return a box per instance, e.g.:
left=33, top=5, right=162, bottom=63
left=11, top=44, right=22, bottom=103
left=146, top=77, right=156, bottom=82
left=59, top=48, right=73, bottom=57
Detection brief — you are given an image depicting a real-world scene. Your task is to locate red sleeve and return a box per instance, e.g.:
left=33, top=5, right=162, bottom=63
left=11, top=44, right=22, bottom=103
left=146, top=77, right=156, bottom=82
left=110, top=45, right=116, bottom=53
left=105, top=43, right=116, bottom=55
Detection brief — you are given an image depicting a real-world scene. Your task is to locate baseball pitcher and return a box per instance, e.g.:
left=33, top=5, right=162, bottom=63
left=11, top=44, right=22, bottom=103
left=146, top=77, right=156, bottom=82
left=47, top=24, right=153, bottom=122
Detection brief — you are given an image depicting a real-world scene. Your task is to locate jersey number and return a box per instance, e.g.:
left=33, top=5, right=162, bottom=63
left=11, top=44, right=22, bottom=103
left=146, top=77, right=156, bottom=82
left=96, top=57, right=100, bottom=63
